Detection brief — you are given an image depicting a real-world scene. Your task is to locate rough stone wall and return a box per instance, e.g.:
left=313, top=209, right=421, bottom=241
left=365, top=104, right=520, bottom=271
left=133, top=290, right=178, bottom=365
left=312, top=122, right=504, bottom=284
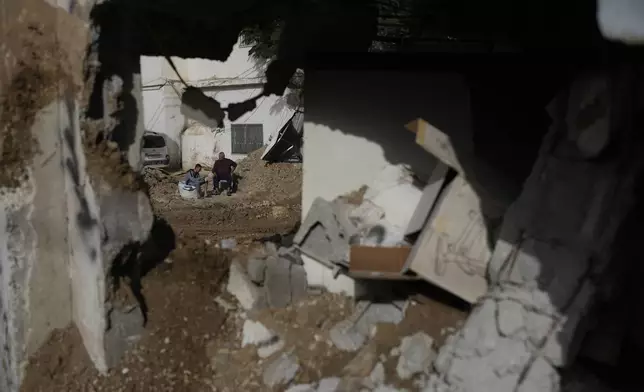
left=426, top=67, right=644, bottom=392
left=0, top=0, right=154, bottom=389
left=0, top=1, right=89, bottom=390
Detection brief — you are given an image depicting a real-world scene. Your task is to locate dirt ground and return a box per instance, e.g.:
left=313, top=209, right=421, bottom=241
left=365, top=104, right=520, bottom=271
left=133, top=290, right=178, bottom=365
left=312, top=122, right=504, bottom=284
left=21, top=148, right=468, bottom=392
left=147, top=148, right=302, bottom=243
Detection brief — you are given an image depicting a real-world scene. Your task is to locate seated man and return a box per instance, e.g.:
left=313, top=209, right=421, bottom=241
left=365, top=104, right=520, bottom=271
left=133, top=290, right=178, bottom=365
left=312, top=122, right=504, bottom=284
left=212, top=152, right=237, bottom=196
left=182, top=164, right=206, bottom=188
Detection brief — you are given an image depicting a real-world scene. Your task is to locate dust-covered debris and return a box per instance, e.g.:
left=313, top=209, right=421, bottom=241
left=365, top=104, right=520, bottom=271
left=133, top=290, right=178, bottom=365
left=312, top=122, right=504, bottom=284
left=263, top=352, right=300, bottom=387
left=395, top=332, right=436, bottom=380
left=227, top=261, right=265, bottom=310
left=236, top=147, right=302, bottom=203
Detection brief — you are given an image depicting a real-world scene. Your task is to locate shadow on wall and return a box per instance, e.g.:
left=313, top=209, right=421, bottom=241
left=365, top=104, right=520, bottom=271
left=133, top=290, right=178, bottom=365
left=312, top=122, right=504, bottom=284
left=164, top=136, right=181, bottom=170
left=305, top=69, right=470, bottom=182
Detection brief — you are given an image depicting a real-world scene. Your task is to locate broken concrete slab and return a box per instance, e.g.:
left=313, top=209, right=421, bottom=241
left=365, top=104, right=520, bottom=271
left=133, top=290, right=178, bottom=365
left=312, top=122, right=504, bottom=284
left=247, top=257, right=267, bottom=284
left=280, top=246, right=304, bottom=265
left=265, top=256, right=293, bottom=308
left=227, top=261, right=264, bottom=310
left=354, top=302, right=405, bottom=336
left=329, top=320, right=367, bottom=352
left=330, top=300, right=404, bottom=352
left=263, top=352, right=300, bottom=388
left=294, top=197, right=358, bottom=267
left=258, top=338, right=285, bottom=359
left=366, top=362, right=386, bottom=388
left=286, top=384, right=317, bottom=392
left=241, top=320, right=276, bottom=348
left=290, top=263, right=309, bottom=303
left=396, top=332, right=436, bottom=380
left=317, top=377, right=341, bottom=392
left=343, top=340, right=379, bottom=377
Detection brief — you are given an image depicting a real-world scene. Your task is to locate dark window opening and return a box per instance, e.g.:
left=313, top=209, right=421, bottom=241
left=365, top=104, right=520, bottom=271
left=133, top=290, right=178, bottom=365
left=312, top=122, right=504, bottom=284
left=231, top=124, right=264, bottom=154
left=143, top=135, right=166, bottom=149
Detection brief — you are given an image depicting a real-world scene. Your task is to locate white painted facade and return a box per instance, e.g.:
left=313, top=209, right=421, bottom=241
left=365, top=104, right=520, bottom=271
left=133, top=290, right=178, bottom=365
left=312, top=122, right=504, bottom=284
left=141, top=38, right=293, bottom=169
left=303, top=70, right=472, bottom=296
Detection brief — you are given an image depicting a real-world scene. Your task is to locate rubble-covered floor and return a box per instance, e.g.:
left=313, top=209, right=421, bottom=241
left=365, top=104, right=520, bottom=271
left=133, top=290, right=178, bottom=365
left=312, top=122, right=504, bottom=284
left=18, top=148, right=465, bottom=392
left=18, top=147, right=628, bottom=392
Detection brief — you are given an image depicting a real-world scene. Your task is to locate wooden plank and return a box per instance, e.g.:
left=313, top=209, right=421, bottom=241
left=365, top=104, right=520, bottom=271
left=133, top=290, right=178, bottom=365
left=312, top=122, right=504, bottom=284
left=405, top=118, right=463, bottom=173
left=406, top=176, right=491, bottom=304
left=349, top=245, right=411, bottom=274
left=348, top=271, right=422, bottom=280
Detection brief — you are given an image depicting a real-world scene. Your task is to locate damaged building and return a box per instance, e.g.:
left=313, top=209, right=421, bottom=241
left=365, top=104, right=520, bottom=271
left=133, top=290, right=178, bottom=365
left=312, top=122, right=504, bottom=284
left=2, top=0, right=644, bottom=391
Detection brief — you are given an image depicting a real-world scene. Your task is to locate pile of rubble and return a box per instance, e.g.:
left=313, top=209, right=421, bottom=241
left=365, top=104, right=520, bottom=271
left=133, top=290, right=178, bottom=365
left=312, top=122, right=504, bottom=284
left=218, top=241, right=450, bottom=391
left=227, top=242, right=308, bottom=310
left=236, top=147, right=303, bottom=202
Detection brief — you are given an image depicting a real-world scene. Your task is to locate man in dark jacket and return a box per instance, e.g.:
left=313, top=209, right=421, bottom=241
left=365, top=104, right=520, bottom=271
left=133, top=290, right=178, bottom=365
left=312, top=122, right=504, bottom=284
left=212, top=152, right=237, bottom=196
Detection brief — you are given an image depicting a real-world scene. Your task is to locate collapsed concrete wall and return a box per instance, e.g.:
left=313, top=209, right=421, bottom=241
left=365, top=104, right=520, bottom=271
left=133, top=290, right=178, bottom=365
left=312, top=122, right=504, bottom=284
left=426, top=67, right=644, bottom=392
left=0, top=0, right=154, bottom=390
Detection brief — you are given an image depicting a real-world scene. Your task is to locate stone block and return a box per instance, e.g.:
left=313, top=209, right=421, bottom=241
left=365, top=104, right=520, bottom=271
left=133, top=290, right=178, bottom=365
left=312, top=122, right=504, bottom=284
left=247, top=257, right=267, bottom=284
left=396, top=332, right=436, bottom=380
left=263, top=353, right=300, bottom=388
left=317, top=377, right=341, bottom=392
left=329, top=320, right=367, bottom=352
left=241, top=320, right=275, bottom=347
left=227, top=261, right=263, bottom=310
left=290, top=264, right=308, bottom=303
left=265, top=257, right=293, bottom=308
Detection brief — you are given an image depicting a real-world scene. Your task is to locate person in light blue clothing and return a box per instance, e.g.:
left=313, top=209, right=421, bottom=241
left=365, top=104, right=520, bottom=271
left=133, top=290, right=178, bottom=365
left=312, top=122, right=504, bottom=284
left=182, top=164, right=205, bottom=187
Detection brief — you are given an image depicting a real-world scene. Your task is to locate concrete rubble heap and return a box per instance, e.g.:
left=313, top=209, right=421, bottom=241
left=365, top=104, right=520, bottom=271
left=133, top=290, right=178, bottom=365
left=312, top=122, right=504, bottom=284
left=0, top=1, right=153, bottom=391
left=425, top=70, right=644, bottom=391
left=227, top=241, right=309, bottom=310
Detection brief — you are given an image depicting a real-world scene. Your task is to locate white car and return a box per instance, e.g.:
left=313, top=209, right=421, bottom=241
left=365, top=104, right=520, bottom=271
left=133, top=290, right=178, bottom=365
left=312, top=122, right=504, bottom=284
left=142, top=131, right=170, bottom=168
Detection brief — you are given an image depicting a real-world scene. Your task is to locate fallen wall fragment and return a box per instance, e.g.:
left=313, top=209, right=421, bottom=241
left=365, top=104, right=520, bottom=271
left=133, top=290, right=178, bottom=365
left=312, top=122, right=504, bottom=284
left=427, top=68, right=643, bottom=392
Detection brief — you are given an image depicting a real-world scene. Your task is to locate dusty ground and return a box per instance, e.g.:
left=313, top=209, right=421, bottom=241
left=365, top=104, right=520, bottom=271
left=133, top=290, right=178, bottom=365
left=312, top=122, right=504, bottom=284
left=21, top=148, right=468, bottom=391
left=147, top=148, right=302, bottom=243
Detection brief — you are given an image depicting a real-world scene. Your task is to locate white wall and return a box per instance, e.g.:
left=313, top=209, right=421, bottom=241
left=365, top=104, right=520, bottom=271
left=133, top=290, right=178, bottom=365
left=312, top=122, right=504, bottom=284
left=170, top=42, right=264, bottom=81
left=141, top=37, right=287, bottom=169
left=303, top=70, right=472, bottom=295
left=182, top=86, right=293, bottom=169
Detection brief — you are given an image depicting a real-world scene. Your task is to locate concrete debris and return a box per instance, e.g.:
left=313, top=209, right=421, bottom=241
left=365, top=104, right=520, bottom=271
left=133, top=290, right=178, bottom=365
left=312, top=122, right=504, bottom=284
left=265, top=241, right=279, bottom=255
left=396, top=332, right=436, bottom=380
left=227, top=261, right=264, bottom=310
left=279, top=246, right=304, bottom=265
left=329, top=319, right=367, bottom=352
left=367, top=362, right=386, bottom=387
left=286, top=385, right=317, bottom=392
left=354, top=302, right=405, bottom=335
left=290, top=263, right=309, bottom=302
left=220, top=238, right=237, bottom=249
left=343, top=341, right=379, bottom=377
left=496, top=299, right=525, bottom=337
left=258, top=338, right=285, bottom=358
left=246, top=257, right=267, bottom=284
left=262, top=254, right=309, bottom=308
left=317, top=377, right=341, bottom=392
left=241, top=320, right=276, bottom=348
left=373, top=386, right=403, bottom=392
left=294, top=197, right=358, bottom=267
left=214, top=296, right=237, bottom=312
left=265, top=257, right=295, bottom=308
left=263, top=353, right=300, bottom=388
left=330, top=301, right=404, bottom=352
